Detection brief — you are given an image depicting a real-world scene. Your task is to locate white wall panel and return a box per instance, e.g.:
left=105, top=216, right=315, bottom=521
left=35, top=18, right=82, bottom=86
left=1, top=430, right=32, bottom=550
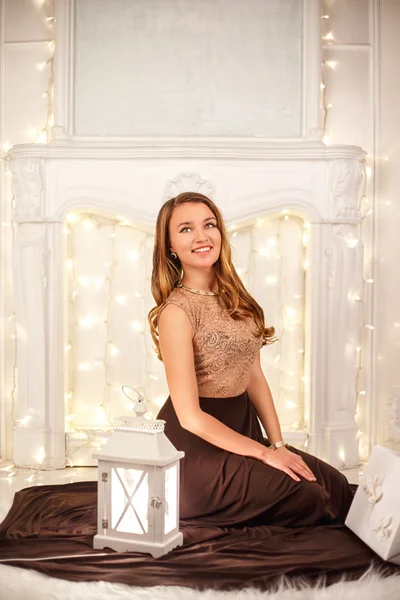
left=322, top=0, right=370, bottom=44
left=74, top=0, right=303, bottom=137
left=323, top=48, right=370, bottom=149
left=5, top=44, right=52, bottom=142
left=5, top=0, right=54, bottom=42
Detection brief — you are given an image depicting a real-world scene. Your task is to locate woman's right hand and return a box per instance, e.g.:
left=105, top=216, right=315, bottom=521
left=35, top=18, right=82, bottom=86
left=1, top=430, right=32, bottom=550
left=259, top=447, right=316, bottom=483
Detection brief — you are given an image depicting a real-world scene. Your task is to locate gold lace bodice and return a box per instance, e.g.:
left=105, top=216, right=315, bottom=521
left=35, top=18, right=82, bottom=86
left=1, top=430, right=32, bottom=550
left=161, top=287, right=263, bottom=397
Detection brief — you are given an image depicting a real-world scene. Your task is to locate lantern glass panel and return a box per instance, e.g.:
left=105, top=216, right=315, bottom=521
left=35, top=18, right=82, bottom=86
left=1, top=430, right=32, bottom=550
left=164, top=464, right=178, bottom=535
left=111, top=467, right=149, bottom=534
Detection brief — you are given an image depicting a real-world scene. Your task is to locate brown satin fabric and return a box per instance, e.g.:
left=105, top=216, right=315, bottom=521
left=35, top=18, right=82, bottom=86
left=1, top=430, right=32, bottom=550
left=158, top=391, right=355, bottom=526
left=1, top=391, right=399, bottom=590
left=0, top=480, right=398, bottom=590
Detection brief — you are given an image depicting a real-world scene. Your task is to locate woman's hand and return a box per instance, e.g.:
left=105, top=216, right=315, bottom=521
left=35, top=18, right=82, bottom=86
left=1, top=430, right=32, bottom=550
left=260, top=446, right=317, bottom=483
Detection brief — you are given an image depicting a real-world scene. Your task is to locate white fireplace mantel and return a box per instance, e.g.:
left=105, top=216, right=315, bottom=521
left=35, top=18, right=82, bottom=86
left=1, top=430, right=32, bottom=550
left=9, top=140, right=366, bottom=469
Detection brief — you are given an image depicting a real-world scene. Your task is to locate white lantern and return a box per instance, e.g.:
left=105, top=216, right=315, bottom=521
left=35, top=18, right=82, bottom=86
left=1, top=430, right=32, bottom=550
left=93, top=396, right=184, bottom=558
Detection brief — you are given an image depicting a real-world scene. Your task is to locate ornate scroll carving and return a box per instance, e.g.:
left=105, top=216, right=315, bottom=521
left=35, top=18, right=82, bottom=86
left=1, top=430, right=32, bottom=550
left=164, top=172, right=214, bottom=201
left=330, top=159, right=365, bottom=221
left=11, top=158, right=44, bottom=219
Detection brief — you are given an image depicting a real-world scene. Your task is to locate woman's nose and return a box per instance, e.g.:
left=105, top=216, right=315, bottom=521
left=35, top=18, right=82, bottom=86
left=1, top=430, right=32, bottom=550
left=193, top=229, right=209, bottom=242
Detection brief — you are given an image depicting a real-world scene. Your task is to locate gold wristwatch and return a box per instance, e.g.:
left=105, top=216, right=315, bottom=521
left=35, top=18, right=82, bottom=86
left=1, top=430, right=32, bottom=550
left=271, top=440, right=289, bottom=450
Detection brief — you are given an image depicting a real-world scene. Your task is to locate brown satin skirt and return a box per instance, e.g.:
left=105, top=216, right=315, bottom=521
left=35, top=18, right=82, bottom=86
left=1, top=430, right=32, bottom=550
left=157, top=390, right=355, bottom=527
left=1, top=391, right=399, bottom=590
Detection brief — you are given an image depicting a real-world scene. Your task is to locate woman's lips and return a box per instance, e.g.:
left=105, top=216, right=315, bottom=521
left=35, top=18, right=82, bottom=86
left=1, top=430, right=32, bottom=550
left=192, top=246, right=212, bottom=256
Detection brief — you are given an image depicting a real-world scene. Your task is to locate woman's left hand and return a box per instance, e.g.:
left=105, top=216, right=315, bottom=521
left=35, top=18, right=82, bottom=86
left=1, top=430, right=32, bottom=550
left=275, top=446, right=317, bottom=482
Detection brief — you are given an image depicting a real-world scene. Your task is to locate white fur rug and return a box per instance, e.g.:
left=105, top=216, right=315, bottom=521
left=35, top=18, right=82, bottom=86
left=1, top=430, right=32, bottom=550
left=0, top=563, right=399, bottom=600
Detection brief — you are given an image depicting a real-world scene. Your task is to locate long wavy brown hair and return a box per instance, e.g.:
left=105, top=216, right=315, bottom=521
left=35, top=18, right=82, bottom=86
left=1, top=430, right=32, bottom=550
left=148, top=192, right=278, bottom=360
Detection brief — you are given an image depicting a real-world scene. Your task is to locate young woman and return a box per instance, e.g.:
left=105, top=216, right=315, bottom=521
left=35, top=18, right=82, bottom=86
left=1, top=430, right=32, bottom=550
left=148, top=192, right=354, bottom=527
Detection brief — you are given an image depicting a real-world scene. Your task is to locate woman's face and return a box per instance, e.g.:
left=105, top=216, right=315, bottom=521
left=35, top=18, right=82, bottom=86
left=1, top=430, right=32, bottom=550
left=168, top=202, right=222, bottom=271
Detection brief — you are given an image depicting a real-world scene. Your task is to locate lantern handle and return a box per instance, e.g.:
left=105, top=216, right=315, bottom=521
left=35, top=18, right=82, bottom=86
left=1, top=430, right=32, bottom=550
left=121, top=385, right=144, bottom=403
left=121, top=385, right=147, bottom=417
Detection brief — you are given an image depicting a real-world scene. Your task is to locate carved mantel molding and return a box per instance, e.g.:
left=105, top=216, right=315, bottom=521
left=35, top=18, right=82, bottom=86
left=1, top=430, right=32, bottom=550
left=9, top=141, right=366, bottom=469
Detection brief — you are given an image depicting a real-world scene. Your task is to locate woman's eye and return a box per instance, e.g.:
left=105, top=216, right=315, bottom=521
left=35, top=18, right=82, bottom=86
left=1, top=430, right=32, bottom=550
left=205, top=223, right=216, bottom=228
left=180, top=227, right=190, bottom=233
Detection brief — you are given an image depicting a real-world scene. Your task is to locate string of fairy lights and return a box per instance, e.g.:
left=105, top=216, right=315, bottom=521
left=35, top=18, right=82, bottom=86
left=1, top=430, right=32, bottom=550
left=1, top=4, right=55, bottom=481
left=321, top=2, right=375, bottom=462
left=62, top=211, right=309, bottom=465
left=2, top=1, right=378, bottom=474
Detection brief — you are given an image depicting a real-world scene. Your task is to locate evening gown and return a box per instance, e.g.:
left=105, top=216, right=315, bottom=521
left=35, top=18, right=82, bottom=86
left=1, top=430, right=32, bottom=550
left=157, top=286, right=354, bottom=528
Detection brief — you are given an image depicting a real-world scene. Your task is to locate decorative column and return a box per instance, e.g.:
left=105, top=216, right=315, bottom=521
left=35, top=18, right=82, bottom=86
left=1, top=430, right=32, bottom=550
left=11, top=157, right=65, bottom=468
left=307, top=157, right=365, bottom=468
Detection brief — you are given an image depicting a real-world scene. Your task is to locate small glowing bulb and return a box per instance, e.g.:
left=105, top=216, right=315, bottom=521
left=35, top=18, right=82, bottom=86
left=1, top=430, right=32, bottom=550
left=116, top=295, right=126, bottom=304
left=366, top=279, right=374, bottom=283
left=83, top=219, right=96, bottom=231
left=339, top=449, right=345, bottom=463
left=324, top=60, right=337, bottom=69
left=109, top=344, right=120, bottom=356
left=34, top=447, right=46, bottom=464
left=36, top=130, right=47, bottom=143
left=266, top=276, right=278, bottom=285
left=79, top=317, right=93, bottom=328
left=66, top=213, right=80, bottom=224
left=37, top=61, right=47, bottom=71
left=3, top=142, right=11, bottom=152
left=78, top=362, right=90, bottom=371
left=131, top=321, right=143, bottom=333
left=66, top=258, right=73, bottom=271
left=79, top=277, right=90, bottom=287
left=365, top=324, right=375, bottom=330
left=320, top=83, right=326, bottom=90
left=303, top=259, right=310, bottom=271
left=287, top=401, right=297, bottom=409
left=255, top=218, right=264, bottom=227
left=322, top=32, right=334, bottom=41
left=64, top=344, right=71, bottom=352
left=298, top=349, right=305, bottom=354
left=127, top=249, right=139, bottom=261
left=231, top=231, right=238, bottom=238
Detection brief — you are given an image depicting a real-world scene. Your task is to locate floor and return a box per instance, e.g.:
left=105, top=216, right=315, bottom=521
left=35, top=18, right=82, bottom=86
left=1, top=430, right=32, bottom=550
left=0, top=459, right=364, bottom=524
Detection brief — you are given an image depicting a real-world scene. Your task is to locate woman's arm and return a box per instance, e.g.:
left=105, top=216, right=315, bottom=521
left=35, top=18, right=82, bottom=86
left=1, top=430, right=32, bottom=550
left=246, top=351, right=285, bottom=445
left=159, top=305, right=315, bottom=482
left=246, top=351, right=316, bottom=481
left=158, top=303, right=270, bottom=461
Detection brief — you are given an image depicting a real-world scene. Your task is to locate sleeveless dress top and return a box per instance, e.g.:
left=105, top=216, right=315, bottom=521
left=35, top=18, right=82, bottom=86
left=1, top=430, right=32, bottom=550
left=161, top=286, right=263, bottom=397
